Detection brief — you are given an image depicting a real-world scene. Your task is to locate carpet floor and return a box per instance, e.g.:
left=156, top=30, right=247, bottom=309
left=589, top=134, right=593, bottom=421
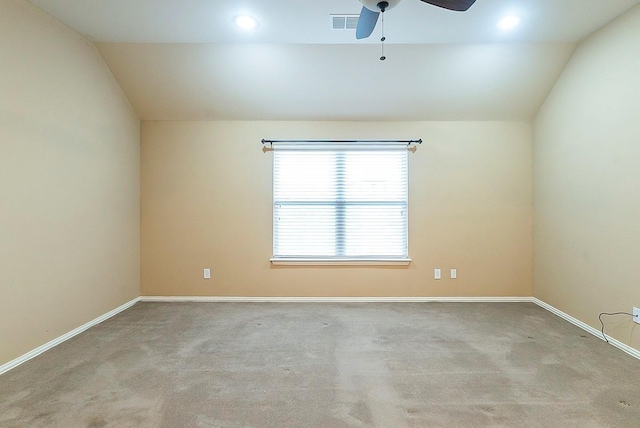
left=1, top=302, right=639, bottom=427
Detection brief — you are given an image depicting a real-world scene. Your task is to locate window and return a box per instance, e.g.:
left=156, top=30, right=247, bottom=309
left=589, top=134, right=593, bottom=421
left=272, top=142, right=409, bottom=264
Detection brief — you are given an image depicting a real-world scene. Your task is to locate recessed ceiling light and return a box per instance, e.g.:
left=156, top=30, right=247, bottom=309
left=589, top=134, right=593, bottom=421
left=235, top=15, right=258, bottom=30
left=497, top=16, right=520, bottom=30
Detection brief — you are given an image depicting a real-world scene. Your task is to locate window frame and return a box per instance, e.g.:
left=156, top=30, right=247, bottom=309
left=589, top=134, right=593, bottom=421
left=270, top=143, right=412, bottom=266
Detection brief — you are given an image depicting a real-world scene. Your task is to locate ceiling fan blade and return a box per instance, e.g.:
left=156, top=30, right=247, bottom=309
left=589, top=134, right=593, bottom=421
left=356, top=6, right=380, bottom=39
left=419, top=0, right=477, bottom=12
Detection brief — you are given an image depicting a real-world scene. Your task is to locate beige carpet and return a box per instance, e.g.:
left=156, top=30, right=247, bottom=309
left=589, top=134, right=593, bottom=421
left=1, top=302, right=639, bottom=427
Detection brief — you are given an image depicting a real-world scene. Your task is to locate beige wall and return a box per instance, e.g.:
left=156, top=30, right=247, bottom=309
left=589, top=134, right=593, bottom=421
left=534, top=5, right=640, bottom=349
left=141, top=121, right=532, bottom=298
left=0, top=0, right=140, bottom=366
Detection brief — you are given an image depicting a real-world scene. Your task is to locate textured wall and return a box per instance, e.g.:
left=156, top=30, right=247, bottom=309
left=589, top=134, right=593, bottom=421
left=534, top=5, right=640, bottom=349
left=0, top=0, right=140, bottom=365
left=141, top=120, right=532, bottom=298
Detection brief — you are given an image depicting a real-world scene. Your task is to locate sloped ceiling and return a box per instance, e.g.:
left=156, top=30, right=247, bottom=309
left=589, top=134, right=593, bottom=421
left=95, top=42, right=575, bottom=121
left=27, top=0, right=640, bottom=120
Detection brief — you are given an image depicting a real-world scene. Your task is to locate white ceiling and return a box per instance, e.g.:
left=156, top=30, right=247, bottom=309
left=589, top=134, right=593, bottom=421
left=27, top=0, right=640, bottom=120
left=28, top=0, right=640, bottom=44
left=96, top=42, right=575, bottom=121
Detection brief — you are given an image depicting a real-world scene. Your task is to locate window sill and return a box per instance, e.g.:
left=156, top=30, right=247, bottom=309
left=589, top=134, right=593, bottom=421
left=270, top=258, right=412, bottom=266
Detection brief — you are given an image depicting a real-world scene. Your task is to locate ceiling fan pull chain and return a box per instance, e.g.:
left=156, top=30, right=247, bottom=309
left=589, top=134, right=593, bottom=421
left=380, top=11, right=386, bottom=61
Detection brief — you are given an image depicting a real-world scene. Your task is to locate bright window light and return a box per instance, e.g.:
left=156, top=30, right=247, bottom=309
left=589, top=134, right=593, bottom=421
left=497, top=16, right=520, bottom=30
left=235, top=15, right=258, bottom=30
left=272, top=144, right=408, bottom=260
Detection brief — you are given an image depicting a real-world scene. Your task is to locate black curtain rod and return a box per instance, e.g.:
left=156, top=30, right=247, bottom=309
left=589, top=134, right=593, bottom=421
left=261, top=139, right=422, bottom=145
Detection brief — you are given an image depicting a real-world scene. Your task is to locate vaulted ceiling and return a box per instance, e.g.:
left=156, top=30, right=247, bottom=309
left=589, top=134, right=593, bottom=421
left=28, top=0, right=640, bottom=121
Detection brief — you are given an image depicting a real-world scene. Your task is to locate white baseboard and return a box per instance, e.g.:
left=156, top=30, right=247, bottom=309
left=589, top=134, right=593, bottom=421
left=0, top=297, right=140, bottom=376
left=533, top=298, right=640, bottom=360
left=140, top=296, right=534, bottom=303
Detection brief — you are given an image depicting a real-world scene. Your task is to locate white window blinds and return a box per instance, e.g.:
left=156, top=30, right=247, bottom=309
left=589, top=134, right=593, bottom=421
left=272, top=142, right=408, bottom=260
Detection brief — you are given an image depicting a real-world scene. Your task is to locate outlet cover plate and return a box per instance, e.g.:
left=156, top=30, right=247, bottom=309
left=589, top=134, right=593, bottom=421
left=204, top=268, right=211, bottom=279
left=434, top=269, right=441, bottom=280
left=633, top=307, right=640, bottom=324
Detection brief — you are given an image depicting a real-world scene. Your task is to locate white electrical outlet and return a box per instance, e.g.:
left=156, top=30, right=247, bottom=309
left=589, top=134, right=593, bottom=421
left=204, top=268, right=211, bottom=279
left=434, top=269, right=441, bottom=280
left=633, top=307, right=640, bottom=324
left=450, top=269, right=457, bottom=279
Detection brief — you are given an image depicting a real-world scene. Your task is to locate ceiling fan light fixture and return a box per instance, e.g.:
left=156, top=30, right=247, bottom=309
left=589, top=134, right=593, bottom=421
left=497, top=16, right=520, bottom=30
left=235, top=15, right=258, bottom=30
left=360, top=0, right=402, bottom=12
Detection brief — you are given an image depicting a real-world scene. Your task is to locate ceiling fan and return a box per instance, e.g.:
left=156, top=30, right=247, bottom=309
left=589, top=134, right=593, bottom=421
left=356, top=0, right=477, bottom=40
